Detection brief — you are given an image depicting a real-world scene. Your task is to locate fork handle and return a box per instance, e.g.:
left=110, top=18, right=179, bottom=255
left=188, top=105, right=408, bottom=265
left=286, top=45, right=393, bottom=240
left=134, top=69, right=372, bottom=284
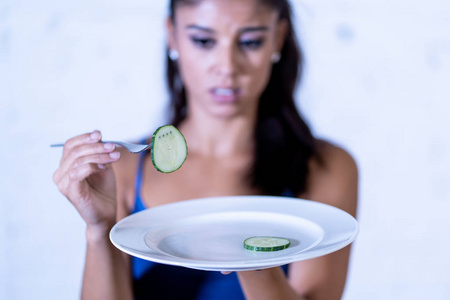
left=50, top=142, right=113, bottom=147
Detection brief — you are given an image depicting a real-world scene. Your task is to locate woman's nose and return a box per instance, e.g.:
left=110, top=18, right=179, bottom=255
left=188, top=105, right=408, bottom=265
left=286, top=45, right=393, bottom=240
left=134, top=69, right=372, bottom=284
left=214, top=43, right=238, bottom=76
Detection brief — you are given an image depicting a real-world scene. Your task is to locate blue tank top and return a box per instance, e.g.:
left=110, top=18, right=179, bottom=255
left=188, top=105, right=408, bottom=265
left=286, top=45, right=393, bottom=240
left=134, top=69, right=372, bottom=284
left=131, top=149, right=289, bottom=300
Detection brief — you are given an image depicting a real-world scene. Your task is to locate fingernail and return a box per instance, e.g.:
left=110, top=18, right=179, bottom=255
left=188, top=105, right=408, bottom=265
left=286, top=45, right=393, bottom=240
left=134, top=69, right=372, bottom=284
left=104, top=143, right=115, bottom=150
left=90, top=131, right=101, bottom=140
left=110, top=152, right=120, bottom=159
left=97, top=164, right=106, bottom=169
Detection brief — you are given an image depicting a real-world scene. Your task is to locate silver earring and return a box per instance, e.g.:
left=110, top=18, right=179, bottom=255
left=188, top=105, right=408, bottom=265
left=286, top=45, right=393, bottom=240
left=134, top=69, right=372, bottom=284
left=169, top=49, right=179, bottom=61
left=271, top=52, right=281, bottom=63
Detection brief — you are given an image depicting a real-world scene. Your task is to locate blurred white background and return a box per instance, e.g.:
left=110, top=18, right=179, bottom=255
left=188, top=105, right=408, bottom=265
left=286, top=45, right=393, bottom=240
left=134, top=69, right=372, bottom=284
left=1, top=0, right=449, bottom=299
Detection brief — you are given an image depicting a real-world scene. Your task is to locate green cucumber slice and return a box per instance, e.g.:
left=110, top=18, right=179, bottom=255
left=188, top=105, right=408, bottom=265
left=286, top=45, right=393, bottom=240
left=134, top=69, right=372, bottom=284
left=244, top=236, right=291, bottom=252
left=151, top=125, right=187, bottom=173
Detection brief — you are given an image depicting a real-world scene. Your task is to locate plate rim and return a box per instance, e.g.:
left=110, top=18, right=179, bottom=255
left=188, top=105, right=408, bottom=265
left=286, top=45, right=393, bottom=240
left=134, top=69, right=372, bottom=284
left=110, top=195, right=359, bottom=271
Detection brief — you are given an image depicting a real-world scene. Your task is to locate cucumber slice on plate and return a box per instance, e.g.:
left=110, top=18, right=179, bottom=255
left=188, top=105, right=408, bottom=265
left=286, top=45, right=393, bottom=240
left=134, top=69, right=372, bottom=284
left=151, top=125, right=188, bottom=173
left=244, top=236, right=291, bottom=252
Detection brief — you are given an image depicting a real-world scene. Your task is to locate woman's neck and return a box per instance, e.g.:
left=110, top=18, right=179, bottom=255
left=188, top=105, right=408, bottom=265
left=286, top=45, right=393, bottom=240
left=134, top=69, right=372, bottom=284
left=179, top=108, right=257, bottom=158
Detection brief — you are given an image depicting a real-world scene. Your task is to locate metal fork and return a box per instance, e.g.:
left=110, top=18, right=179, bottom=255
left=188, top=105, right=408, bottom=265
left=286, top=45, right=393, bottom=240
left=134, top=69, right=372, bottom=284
left=50, top=141, right=152, bottom=154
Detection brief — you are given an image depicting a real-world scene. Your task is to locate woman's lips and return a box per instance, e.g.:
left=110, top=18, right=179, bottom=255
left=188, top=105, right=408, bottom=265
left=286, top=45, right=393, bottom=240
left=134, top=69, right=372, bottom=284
left=210, top=87, right=241, bottom=103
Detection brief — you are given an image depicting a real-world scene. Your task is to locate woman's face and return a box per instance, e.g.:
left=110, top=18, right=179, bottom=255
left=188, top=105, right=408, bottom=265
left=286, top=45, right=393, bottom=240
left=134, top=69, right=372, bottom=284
left=167, top=0, right=286, bottom=120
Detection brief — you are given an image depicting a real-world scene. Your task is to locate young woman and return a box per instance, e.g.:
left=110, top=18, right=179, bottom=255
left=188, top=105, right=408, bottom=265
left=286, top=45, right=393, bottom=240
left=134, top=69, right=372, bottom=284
left=53, top=0, right=358, bottom=299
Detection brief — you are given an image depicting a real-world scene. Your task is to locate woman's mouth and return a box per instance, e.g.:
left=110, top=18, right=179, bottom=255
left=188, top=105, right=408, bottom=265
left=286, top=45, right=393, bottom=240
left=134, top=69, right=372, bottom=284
left=210, top=87, right=241, bottom=103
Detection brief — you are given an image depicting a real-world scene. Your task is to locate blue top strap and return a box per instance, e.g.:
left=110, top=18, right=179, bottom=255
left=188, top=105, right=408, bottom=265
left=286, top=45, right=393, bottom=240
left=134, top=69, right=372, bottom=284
left=132, top=147, right=147, bottom=215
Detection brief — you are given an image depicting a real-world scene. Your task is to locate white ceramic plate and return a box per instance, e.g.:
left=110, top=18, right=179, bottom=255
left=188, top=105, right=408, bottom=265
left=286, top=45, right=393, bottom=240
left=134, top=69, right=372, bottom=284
left=110, top=196, right=358, bottom=271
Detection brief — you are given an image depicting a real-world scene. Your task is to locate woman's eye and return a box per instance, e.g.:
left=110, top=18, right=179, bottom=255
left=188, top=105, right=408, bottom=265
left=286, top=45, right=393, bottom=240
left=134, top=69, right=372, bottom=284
left=191, top=37, right=215, bottom=49
left=239, top=39, right=264, bottom=50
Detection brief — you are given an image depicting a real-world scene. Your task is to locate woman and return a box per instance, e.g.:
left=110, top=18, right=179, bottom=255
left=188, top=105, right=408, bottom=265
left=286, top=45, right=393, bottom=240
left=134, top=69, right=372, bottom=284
left=53, top=0, right=358, bottom=299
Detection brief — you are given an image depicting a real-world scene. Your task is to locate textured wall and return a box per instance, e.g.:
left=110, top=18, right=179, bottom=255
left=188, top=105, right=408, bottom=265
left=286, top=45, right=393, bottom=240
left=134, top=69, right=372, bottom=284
left=1, top=0, right=449, bottom=299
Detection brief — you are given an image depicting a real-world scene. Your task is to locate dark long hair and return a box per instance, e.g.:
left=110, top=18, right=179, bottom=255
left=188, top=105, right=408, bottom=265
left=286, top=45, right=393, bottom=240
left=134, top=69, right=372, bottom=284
left=167, top=0, right=317, bottom=197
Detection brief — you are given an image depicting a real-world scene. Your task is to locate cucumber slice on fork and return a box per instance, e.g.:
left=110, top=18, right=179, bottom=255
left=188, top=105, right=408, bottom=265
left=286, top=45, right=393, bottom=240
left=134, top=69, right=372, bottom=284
left=151, top=125, right=188, bottom=173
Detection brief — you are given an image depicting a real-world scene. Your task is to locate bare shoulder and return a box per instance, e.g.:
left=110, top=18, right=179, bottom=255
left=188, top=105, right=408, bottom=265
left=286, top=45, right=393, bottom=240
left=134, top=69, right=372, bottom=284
left=312, top=140, right=358, bottom=176
left=112, top=147, right=140, bottom=219
left=305, top=140, right=358, bottom=217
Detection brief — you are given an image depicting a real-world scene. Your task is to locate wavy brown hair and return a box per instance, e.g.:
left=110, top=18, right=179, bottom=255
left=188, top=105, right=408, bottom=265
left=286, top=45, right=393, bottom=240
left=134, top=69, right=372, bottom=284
left=167, top=0, right=317, bottom=196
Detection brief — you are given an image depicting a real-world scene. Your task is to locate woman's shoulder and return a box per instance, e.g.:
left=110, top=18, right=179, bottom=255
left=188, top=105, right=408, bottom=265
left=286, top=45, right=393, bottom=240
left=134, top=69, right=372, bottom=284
left=304, top=139, right=358, bottom=217
left=313, top=140, right=358, bottom=173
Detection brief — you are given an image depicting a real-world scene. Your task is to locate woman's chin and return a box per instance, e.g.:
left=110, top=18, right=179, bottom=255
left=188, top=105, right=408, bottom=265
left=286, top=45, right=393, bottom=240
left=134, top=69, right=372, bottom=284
left=189, top=96, right=257, bottom=121
left=210, top=107, right=242, bottom=119
left=208, top=105, right=256, bottom=121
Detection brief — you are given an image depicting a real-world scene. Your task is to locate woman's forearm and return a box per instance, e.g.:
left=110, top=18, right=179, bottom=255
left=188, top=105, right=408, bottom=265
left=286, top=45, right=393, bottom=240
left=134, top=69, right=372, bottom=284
left=81, top=226, right=133, bottom=300
left=237, top=267, right=307, bottom=300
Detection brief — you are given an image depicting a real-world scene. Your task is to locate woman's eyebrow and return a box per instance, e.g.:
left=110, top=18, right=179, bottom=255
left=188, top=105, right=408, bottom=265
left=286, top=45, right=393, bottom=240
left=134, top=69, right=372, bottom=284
left=185, top=25, right=269, bottom=33
left=240, top=26, right=269, bottom=33
left=185, top=25, right=214, bottom=33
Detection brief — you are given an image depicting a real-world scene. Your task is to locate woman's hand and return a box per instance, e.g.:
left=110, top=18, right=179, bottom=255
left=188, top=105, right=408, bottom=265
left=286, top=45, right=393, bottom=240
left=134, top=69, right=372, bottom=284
left=53, top=130, right=121, bottom=236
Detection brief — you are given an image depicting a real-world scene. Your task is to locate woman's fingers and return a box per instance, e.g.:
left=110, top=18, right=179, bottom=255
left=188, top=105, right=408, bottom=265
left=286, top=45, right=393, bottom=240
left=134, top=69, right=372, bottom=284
left=72, top=151, right=120, bottom=170
left=54, top=130, right=106, bottom=182
left=53, top=131, right=120, bottom=228
left=55, top=163, right=101, bottom=195
left=62, top=131, right=102, bottom=157
left=55, top=150, right=120, bottom=183
left=55, top=163, right=109, bottom=208
left=69, top=161, right=110, bottom=182
left=56, top=142, right=117, bottom=179
left=69, top=142, right=117, bottom=166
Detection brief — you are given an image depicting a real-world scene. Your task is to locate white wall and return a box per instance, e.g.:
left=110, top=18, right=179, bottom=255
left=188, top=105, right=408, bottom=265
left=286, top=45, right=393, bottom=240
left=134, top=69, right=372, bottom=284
left=1, top=0, right=449, bottom=299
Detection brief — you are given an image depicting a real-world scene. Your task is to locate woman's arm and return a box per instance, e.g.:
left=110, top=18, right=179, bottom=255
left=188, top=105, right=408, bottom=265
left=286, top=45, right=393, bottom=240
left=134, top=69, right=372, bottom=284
left=237, top=268, right=307, bottom=300
left=53, top=133, right=134, bottom=300
left=81, top=148, right=135, bottom=300
left=82, top=225, right=133, bottom=300
left=237, top=142, right=358, bottom=300
left=80, top=147, right=136, bottom=300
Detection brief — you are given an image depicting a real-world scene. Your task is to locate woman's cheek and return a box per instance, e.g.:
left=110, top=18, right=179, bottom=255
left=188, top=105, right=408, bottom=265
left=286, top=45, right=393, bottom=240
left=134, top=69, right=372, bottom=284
left=248, top=63, right=272, bottom=96
left=181, top=65, right=209, bottom=101
left=179, top=54, right=204, bottom=86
